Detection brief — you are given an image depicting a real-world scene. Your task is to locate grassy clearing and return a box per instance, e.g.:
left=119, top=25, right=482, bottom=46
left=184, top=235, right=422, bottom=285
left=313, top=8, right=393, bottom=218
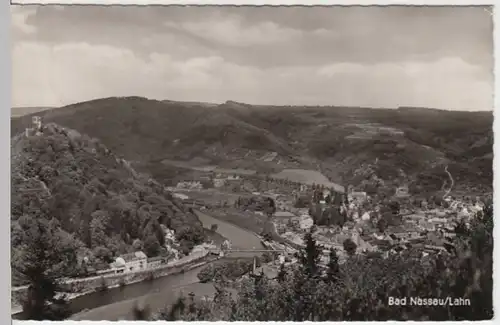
left=209, top=208, right=268, bottom=235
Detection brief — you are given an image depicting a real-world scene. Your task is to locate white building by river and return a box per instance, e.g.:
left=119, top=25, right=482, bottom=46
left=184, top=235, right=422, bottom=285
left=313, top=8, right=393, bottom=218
left=111, top=251, right=148, bottom=273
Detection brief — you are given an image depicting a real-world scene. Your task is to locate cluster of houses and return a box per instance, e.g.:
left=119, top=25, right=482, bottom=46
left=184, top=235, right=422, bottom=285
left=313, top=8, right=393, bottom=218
left=176, top=181, right=203, bottom=190
left=269, top=184, right=487, bottom=265
left=175, top=166, right=347, bottom=199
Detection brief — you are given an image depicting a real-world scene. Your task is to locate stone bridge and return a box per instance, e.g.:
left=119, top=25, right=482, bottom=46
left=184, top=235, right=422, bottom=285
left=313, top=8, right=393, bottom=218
left=207, top=248, right=288, bottom=257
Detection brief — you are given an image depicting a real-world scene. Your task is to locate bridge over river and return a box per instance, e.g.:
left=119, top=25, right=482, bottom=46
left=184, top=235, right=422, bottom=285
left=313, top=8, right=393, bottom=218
left=208, top=248, right=287, bottom=255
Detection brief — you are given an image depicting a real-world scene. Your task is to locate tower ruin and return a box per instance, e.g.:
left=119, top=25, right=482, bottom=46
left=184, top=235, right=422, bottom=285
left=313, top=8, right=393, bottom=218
left=25, top=116, right=43, bottom=137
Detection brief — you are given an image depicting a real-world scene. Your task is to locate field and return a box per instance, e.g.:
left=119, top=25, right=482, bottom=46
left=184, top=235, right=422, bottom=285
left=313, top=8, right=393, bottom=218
left=175, top=189, right=244, bottom=206
left=208, top=208, right=268, bottom=235
left=270, top=168, right=344, bottom=192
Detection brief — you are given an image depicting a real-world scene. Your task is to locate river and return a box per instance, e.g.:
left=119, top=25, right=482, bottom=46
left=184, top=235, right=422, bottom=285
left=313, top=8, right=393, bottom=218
left=15, top=210, right=265, bottom=321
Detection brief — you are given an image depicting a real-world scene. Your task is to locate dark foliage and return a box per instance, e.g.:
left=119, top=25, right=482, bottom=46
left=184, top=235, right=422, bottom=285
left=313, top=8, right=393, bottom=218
left=325, top=248, right=340, bottom=283
left=277, top=263, right=287, bottom=283
left=343, top=238, right=357, bottom=256
left=237, top=195, right=276, bottom=216
left=132, top=303, right=151, bottom=321
left=197, top=259, right=256, bottom=283
left=311, top=204, right=346, bottom=227
left=12, top=217, right=77, bottom=320
left=297, top=230, right=322, bottom=278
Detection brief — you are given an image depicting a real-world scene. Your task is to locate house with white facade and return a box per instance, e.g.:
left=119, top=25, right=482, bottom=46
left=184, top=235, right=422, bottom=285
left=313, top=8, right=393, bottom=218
left=299, top=215, right=314, bottom=230
left=113, top=251, right=148, bottom=273
left=349, top=191, right=367, bottom=202
left=173, top=193, right=189, bottom=200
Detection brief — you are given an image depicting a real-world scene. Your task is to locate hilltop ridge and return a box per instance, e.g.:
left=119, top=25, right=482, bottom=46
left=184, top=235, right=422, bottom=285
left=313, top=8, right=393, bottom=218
left=11, top=96, right=492, bottom=197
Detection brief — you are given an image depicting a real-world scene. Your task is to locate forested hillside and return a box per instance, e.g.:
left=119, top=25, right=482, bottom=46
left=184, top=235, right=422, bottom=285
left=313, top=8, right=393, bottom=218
left=11, top=97, right=493, bottom=196
left=11, top=123, right=204, bottom=285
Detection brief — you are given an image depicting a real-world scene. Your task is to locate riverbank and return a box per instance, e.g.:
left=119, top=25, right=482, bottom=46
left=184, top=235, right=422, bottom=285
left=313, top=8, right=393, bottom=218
left=62, top=210, right=266, bottom=320
left=12, top=252, right=219, bottom=318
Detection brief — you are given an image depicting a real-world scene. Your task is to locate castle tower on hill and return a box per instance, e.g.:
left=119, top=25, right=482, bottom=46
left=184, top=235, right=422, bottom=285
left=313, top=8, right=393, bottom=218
left=25, top=116, right=43, bottom=137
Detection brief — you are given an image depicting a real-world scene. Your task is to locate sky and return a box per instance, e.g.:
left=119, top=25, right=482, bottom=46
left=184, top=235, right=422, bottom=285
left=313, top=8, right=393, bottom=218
left=11, top=5, right=494, bottom=110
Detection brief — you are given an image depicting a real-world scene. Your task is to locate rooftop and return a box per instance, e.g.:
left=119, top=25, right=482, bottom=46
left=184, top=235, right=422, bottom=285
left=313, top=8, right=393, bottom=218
left=119, top=251, right=148, bottom=262
left=275, top=211, right=296, bottom=218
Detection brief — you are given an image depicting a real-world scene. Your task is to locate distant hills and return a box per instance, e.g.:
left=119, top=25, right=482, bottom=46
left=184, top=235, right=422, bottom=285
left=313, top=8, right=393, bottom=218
left=11, top=97, right=493, bottom=197
left=11, top=106, right=54, bottom=117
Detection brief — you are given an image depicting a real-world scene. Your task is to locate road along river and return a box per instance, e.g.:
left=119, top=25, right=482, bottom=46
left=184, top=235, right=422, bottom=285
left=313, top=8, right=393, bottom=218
left=14, top=210, right=265, bottom=321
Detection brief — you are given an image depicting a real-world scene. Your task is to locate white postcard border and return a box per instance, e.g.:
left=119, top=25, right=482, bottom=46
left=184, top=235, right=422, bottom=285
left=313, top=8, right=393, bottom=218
left=4, top=1, right=498, bottom=325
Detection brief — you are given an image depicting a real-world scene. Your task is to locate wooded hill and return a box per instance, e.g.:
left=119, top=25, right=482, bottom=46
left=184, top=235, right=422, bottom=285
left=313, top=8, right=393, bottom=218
left=11, top=122, right=205, bottom=285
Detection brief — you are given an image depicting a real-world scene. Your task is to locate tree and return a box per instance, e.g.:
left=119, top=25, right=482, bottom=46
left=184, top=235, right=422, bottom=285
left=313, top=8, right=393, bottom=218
left=167, top=295, right=187, bottom=320
left=144, top=235, right=161, bottom=257
left=93, top=246, right=113, bottom=263
left=298, top=230, right=322, bottom=278
left=332, top=192, right=343, bottom=206
left=343, top=238, right=357, bottom=257
left=263, top=197, right=276, bottom=217
left=154, top=221, right=166, bottom=247
left=454, top=219, right=469, bottom=237
left=277, top=263, right=287, bottom=283
left=343, top=194, right=349, bottom=205
left=309, top=203, right=322, bottom=226
left=11, top=218, right=78, bottom=320
left=210, top=224, right=218, bottom=232
left=89, top=210, right=109, bottom=248
left=261, top=222, right=274, bottom=241
left=132, top=301, right=151, bottom=320
left=389, top=200, right=401, bottom=215
left=176, top=226, right=205, bottom=252
left=312, top=189, right=323, bottom=204
left=132, top=238, right=144, bottom=251
left=294, top=195, right=309, bottom=208
left=197, top=265, right=216, bottom=283
left=325, top=248, right=339, bottom=283
left=377, top=218, right=388, bottom=233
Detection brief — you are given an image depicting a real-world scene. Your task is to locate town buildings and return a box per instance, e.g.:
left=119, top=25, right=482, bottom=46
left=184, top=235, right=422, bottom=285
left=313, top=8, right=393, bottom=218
left=176, top=181, right=203, bottom=190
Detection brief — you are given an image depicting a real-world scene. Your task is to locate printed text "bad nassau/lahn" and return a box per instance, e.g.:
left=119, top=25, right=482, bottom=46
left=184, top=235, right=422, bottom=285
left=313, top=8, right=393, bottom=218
left=389, top=297, right=471, bottom=307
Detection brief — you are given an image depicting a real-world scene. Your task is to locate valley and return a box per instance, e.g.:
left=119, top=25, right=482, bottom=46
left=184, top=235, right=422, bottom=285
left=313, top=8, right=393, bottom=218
left=10, top=97, right=493, bottom=321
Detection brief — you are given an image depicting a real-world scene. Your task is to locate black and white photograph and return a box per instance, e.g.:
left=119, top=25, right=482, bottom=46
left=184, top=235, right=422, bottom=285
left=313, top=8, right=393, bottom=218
left=10, top=3, right=494, bottom=321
